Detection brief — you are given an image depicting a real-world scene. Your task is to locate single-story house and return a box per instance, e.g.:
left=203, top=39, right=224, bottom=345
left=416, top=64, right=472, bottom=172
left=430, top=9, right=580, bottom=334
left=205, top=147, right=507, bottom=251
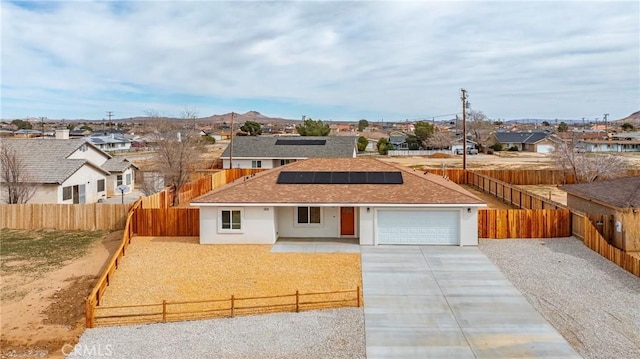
left=86, top=133, right=132, bottom=152
left=490, top=131, right=556, bottom=153
left=388, top=131, right=408, bottom=149
left=561, top=176, right=640, bottom=251
left=191, top=158, right=486, bottom=246
left=578, top=140, right=640, bottom=152
left=220, top=136, right=357, bottom=169
left=101, top=158, right=139, bottom=196
left=1, top=139, right=138, bottom=203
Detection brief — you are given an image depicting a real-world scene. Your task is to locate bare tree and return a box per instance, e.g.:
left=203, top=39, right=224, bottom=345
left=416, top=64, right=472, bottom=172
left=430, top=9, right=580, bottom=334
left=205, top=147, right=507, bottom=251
left=551, top=136, right=630, bottom=183
left=145, top=110, right=205, bottom=205
left=137, top=171, right=165, bottom=196
left=180, top=106, right=199, bottom=131
left=466, top=110, right=494, bottom=152
left=0, top=142, right=37, bottom=203
left=424, top=131, right=455, bottom=150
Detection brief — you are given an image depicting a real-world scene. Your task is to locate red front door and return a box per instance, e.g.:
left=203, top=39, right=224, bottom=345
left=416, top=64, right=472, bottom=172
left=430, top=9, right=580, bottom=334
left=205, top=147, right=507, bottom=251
left=340, top=207, right=355, bottom=236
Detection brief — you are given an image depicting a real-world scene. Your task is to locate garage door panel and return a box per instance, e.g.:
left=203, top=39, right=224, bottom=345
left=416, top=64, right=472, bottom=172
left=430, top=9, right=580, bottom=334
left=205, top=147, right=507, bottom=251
left=377, top=210, right=458, bottom=245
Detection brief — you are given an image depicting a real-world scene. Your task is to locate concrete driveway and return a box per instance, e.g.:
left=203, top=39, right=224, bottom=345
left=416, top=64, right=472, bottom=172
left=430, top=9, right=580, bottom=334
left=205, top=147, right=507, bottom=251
left=361, top=246, right=581, bottom=358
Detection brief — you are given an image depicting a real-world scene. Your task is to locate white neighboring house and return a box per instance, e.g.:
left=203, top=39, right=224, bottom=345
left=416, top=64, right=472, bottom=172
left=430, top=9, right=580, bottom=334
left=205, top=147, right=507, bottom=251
left=191, top=158, right=486, bottom=246
left=1, top=138, right=138, bottom=203
left=101, top=158, right=139, bottom=196
left=86, top=133, right=132, bottom=152
left=220, top=136, right=357, bottom=169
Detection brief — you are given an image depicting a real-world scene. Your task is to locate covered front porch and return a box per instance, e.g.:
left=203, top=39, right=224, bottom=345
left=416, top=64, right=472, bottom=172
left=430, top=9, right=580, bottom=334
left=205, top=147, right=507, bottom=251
left=271, top=237, right=360, bottom=253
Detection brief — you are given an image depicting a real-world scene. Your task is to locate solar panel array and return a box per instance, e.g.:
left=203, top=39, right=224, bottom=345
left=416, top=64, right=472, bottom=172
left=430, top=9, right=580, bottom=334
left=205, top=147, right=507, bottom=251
left=274, top=139, right=327, bottom=145
left=277, top=171, right=403, bottom=184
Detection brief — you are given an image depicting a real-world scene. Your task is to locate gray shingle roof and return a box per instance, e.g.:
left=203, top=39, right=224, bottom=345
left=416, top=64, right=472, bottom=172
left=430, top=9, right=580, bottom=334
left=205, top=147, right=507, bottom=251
left=221, top=136, right=356, bottom=158
left=494, top=131, right=549, bottom=144
left=561, top=176, right=640, bottom=209
left=1, top=139, right=110, bottom=184
left=102, top=158, right=139, bottom=173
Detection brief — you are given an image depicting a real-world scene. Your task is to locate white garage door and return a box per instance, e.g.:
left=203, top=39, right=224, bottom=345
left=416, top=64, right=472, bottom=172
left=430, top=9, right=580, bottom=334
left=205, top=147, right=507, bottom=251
left=377, top=210, right=459, bottom=245
left=536, top=144, right=554, bottom=153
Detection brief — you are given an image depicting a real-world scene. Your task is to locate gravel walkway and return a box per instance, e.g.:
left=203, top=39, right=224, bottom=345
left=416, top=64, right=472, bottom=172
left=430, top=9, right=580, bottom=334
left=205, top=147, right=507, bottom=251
left=68, top=308, right=365, bottom=359
left=479, top=237, right=640, bottom=359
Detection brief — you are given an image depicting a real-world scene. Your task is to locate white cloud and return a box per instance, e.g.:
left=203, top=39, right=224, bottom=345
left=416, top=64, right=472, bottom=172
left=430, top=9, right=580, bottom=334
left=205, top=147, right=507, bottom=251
left=1, top=0, right=638, bottom=120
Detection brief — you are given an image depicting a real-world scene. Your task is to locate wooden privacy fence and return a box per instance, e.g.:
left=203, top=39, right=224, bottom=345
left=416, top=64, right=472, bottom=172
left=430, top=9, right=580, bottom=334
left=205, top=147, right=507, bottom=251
left=468, top=172, right=566, bottom=210
left=478, top=209, right=571, bottom=239
left=421, top=168, right=640, bottom=185
left=87, top=287, right=360, bottom=328
left=141, top=168, right=264, bottom=208
left=0, top=203, right=132, bottom=230
left=86, top=198, right=141, bottom=316
left=132, top=208, right=200, bottom=236
left=574, top=212, right=640, bottom=277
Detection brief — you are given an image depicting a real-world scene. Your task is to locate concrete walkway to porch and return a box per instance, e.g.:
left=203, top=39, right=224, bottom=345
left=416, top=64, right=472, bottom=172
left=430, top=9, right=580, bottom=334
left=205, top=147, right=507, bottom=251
left=361, top=245, right=581, bottom=358
left=270, top=238, right=361, bottom=253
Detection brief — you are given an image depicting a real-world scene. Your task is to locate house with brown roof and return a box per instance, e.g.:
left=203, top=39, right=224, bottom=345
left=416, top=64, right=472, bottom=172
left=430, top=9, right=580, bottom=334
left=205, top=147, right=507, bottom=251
left=191, top=158, right=486, bottom=246
left=561, top=176, right=640, bottom=251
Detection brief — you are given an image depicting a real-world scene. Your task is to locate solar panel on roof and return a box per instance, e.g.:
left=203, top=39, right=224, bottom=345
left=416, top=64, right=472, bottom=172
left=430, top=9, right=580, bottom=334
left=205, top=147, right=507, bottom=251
left=276, top=171, right=403, bottom=184
left=384, top=172, right=404, bottom=184
left=349, top=172, right=367, bottom=184
left=275, top=139, right=326, bottom=145
left=314, top=172, right=333, bottom=183
left=366, top=172, right=385, bottom=183
left=331, top=172, right=349, bottom=184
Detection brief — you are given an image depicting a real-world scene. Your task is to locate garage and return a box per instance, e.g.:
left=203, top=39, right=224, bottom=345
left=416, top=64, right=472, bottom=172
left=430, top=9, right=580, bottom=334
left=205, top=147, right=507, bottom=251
left=376, top=210, right=459, bottom=245
left=536, top=144, right=555, bottom=153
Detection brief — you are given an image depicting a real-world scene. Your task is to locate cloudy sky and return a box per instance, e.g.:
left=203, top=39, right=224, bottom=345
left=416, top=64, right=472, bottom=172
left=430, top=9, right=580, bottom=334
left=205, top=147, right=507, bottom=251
left=1, top=1, right=639, bottom=122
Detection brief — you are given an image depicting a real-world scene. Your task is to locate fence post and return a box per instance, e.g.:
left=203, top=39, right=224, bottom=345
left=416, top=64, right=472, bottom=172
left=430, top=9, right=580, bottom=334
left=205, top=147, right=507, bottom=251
left=357, top=286, right=360, bottom=307
left=295, top=290, right=299, bottom=313
left=162, top=300, right=167, bottom=322
left=85, top=298, right=94, bottom=328
left=231, top=295, right=235, bottom=318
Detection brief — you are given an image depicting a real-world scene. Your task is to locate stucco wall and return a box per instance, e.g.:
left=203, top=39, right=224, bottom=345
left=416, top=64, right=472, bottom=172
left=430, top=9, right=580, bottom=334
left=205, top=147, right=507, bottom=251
left=199, top=206, right=277, bottom=244
left=276, top=206, right=342, bottom=238
left=59, top=166, right=108, bottom=204
left=68, top=146, right=110, bottom=166
left=108, top=168, right=136, bottom=196
left=28, top=184, right=60, bottom=203
left=222, top=158, right=276, bottom=169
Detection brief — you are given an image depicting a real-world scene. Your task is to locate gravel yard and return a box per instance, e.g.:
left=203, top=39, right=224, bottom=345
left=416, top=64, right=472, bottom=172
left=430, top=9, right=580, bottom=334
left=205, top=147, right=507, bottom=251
left=480, top=238, right=640, bottom=359
left=69, top=308, right=365, bottom=359
left=96, top=237, right=361, bottom=324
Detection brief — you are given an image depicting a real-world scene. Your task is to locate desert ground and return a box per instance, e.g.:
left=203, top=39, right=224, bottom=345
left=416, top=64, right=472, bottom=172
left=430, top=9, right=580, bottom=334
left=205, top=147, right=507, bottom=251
left=1, top=230, right=121, bottom=359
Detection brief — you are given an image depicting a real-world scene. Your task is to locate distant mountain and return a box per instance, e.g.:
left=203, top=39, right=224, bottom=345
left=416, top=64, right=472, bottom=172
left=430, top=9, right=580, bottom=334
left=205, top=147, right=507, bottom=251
left=613, top=111, right=640, bottom=126
left=201, top=111, right=294, bottom=124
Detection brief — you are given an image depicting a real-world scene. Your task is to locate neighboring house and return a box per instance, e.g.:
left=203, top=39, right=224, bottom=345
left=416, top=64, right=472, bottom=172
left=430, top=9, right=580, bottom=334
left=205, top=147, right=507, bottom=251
left=1, top=139, right=137, bottom=203
left=69, top=129, right=92, bottom=138
left=101, top=158, right=139, bottom=196
left=491, top=131, right=556, bottom=153
left=561, top=177, right=640, bottom=251
left=578, top=131, right=640, bottom=153
left=388, top=131, right=408, bottom=149
left=86, top=133, right=132, bottom=152
left=450, top=139, right=477, bottom=154
left=220, top=136, right=357, bottom=169
left=191, top=158, right=486, bottom=246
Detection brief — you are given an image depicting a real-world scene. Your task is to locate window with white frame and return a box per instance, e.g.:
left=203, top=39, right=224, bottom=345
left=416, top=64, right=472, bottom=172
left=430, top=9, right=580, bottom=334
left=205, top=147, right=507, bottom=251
left=251, top=160, right=262, bottom=168
left=220, top=209, right=242, bottom=231
left=97, top=179, right=105, bottom=192
left=126, top=173, right=132, bottom=185
left=116, top=175, right=123, bottom=186
left=297, top=206, right=321, bottom=224
left=62, top=186, right=72, bottom=201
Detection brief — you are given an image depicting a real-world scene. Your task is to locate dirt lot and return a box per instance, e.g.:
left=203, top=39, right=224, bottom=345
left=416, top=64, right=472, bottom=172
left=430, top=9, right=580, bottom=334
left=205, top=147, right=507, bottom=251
left=519, top=185, right=568, bottom=205
left=461, top=185, right=517, bottom=209
left=0, top=230, right=121, bottom=359
left=97, top=237, right=361, bottom=321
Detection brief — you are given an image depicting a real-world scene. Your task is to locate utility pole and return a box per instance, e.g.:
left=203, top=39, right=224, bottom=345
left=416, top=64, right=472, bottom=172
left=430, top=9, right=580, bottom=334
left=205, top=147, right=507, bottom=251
left=461, top=88, right=468, bottom=170
left=106, top=111, right=114, bottom=134
left=603, top=113, right=609, bottom=133
left=229, top=112, right=234, bottom=169
left=40, top=117, right=46, bottom=138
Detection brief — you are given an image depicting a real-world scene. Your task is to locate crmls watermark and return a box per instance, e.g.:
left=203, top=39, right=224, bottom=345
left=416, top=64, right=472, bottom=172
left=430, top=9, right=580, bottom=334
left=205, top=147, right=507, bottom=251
left=61, top=344, right=114, bottom=357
